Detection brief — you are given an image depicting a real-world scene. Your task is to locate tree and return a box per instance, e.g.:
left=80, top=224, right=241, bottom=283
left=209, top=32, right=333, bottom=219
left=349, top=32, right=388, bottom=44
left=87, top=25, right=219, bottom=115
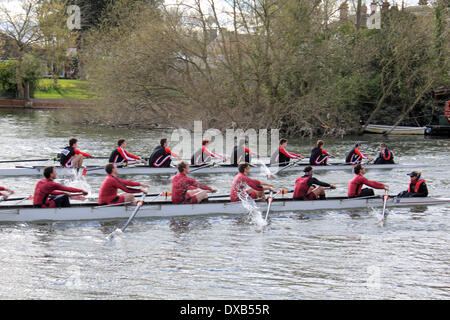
left=0, top=0, right=41, bottom=99
left=38, top=0, right=74, bottom=89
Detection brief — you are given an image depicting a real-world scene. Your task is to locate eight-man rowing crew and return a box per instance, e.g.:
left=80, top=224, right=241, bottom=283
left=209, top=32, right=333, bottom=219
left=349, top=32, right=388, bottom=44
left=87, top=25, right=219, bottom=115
left=54, top=137, right=394, bottom=169
left=1, top=161, right=427, bottom=209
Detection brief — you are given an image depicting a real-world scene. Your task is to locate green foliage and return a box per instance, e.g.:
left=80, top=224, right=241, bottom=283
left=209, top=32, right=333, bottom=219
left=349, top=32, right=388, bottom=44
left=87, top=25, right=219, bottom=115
left=0, top=54, right=43, bottom=98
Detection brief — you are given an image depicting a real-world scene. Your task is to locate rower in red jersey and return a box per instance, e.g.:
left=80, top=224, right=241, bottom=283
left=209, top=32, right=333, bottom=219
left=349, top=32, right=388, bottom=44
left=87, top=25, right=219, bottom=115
left=345, top=142, right=373, bottom=165
left=270, top=138, right=304, bottom=166
left=348, top=164, right=389, bottom=198
left=109, top=139, right=143, bottom=166
left=293, top=166, right=336, bottom=200
left=148, top=138, right=180, bottom=168
left=33, top=166, right=88, bottom=208
left=98, top=163, right=149, bottom=205
left=172, top=161, right=217, bottom=204
left=230, top=162, right=273, bottom=202
left=0, top=186, right=14, bottom=200
left=191, top=139, right=228, bottom=166
left=58, top=138, right=93, bottom=168
left=309, top=140, right=331, bottom=166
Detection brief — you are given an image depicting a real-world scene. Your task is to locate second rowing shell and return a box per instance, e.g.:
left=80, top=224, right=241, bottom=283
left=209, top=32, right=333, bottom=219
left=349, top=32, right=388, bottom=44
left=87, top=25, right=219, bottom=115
left=0, top=163, right=441, bottom=177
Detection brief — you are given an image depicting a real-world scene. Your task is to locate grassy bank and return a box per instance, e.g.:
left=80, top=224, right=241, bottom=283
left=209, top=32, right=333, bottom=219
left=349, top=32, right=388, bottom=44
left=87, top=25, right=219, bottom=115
left=34, top=79, right=95, bottom=100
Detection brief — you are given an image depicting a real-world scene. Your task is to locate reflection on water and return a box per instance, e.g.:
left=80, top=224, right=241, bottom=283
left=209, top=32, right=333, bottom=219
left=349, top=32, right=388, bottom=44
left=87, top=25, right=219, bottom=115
left=0, top=109, right=449, bottom=299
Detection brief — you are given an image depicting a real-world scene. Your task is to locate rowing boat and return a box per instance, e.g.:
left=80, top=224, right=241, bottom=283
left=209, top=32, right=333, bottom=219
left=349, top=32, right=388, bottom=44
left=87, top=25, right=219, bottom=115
left=0, top=163, right=441, bottom=177
left=364, top=124, right=426, bottom=135
left=0, top=196, right=448, bottom=223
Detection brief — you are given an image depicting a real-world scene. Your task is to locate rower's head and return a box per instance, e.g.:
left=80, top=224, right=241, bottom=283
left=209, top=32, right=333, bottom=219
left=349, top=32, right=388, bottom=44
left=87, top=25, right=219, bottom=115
left=105, top=163, right=118, bottom=175
left=380, top=142, right=387, bottom=150
left=177, top=160, right=189, bottom=174
left=280, top=138, right=288, bottom=147
left=69, top=138, right=78, bottom=148
left=317, top=140, right=324, bottom=149
left=238, top=138, right=247, bottom=147
left=202, top=139, right=210, bottom=147
left=355, top=142, right=362, bottom=149
left=160, top=138, right=168, bottom=147
left=118, top=139, right=126, bottom=148
left=303, top=166, right=314, bottom=176
left=43, top=166, right=56, bottom=180
left=238, top=162, right=251, bottom=175
left=407, top=171, right=421, bottom=181
left=354, top=164, right=365, bottom=175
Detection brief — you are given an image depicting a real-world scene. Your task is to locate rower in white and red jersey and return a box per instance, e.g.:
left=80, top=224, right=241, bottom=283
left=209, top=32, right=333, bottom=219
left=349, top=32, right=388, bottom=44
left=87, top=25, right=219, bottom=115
left=172, top=161, right=217, bottom=204
left=345, top=142, right=373, bottom=165
left=230, top=162, right=273, bottom=202
left=0, top=186, right=14, bottom=199
left=58, top=138, right=93, bottom=168
left=148, top=138, right=180, bottom=168
left=98, top=163, right=149, bottom=205
left=33, top=166, right=88, bottom=208
left=309, top=140, right=330, bottom=166
left=270, top=138, right=304, bottom=166
left=191, top=139, right=227, bottom=166
left=109, top=139, right=143, bottom=166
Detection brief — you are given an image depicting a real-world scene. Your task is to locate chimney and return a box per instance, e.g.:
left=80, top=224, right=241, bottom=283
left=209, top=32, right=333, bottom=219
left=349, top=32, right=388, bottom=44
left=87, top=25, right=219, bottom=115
left=370, top=0, right=378, bottom=16
left=361, top=3, right=368, bottom=27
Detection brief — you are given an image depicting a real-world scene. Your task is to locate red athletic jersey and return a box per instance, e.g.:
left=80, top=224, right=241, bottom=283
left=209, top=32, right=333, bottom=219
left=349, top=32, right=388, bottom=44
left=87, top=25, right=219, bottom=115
left=171, top=172, right=212, bottom=204
left=98, top=175, right=142, bottom=204
left=33, top=178, right=83, bottom=206
left=0, top=187, right=5, bottom=191
left=230, top=173, right=263, bottom=202
left=348, top=174, right=384, bottom=198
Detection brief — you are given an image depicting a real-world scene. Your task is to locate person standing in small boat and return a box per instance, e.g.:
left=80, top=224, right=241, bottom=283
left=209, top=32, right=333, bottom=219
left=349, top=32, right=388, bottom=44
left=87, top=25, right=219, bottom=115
left=148, top=138, right=180, bottom=168
left=348, top=164, right=389, bottom=198
left=293, top=166, right=336, bottom=200
left=345, top=142, right=373, bottom=165
left=109, top=139, right=143, bottom=167
left=191, top=139, right=227, bottom=166
left=230, top=162, right=274, bottom=202
left=397, top=171, right=428, bottom=198
left=172, top=161, right=217, bottom=204
left=374, top=143, right=395, bottom=164
left=231, top=139, right=260, bottom=167
left=33, top=166, right=88, bottom=208
left=59, top=138, right=93, bottom=169
left=0, top=186, right=14, bottom=199
left=270, top=138, right=304, bottom=166
left=309, top=140, right=331, bottom=166
left=98, top=163, right=149, bottom=206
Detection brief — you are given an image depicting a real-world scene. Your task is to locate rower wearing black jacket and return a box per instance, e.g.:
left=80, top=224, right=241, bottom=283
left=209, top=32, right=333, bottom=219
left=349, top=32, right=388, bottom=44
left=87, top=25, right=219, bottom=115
left=397, top=171, right=428, bottom=198
left=374, top=143, right=395, bottom=164
left=309, top=140, right=330, bottom=166
left=148, top=138, right=179, bottom=168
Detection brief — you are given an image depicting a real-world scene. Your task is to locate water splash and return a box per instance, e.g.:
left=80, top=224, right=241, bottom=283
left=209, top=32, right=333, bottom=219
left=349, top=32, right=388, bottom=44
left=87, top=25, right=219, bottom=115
left=64, top=170, right=94, bottom=199
left=254, top=158, right=273, bottom=178
left=237, top=190, right=267, bottom=229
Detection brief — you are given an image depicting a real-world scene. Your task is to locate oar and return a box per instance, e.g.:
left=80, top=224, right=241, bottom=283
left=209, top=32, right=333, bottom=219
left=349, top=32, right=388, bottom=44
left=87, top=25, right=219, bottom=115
left=270, top=159, right=302, bottom=178
left=190, top=162, right=217, bottom=173
left=107, top=193, right=148, bottom=240
left=0, top=195, right=33, bottom=205
left=379, top=190, right=389, bottom=223
left=0, top=158, right=59, bottom=163
left=258, top=190, right=274, bottom=232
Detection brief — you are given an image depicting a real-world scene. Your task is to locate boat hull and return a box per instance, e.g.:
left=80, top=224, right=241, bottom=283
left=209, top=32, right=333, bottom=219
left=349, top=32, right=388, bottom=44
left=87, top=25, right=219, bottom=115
left=0, top=197, right=448, bottom=223
left=364, top=124, right=425, bottom=135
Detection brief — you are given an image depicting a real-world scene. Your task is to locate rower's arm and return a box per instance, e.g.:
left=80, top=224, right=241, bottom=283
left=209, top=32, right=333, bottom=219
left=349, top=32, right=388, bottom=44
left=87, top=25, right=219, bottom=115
left=74, top=148, right=92, bottom=158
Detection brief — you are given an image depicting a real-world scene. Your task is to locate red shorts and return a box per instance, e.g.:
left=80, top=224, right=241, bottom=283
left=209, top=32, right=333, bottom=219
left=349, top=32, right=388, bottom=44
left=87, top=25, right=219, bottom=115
left=295, top=193, right=317, bottom=201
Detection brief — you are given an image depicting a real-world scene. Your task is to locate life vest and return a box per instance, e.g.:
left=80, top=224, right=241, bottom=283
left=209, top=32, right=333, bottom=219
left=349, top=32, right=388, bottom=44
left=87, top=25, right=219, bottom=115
left=58, top=146, right=74, bottom=166
left=148, top=146, right=172, bottom=168
left=294, top=176, right=311, bottom=199
left=231, top=146, right=250, bottom=166
left=408, top=179, right=425, bottom=193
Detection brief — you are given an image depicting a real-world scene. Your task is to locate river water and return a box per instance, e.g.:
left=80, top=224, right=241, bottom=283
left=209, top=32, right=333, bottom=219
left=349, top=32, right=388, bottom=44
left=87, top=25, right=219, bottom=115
left=0, top=109, right=448, bottom=299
